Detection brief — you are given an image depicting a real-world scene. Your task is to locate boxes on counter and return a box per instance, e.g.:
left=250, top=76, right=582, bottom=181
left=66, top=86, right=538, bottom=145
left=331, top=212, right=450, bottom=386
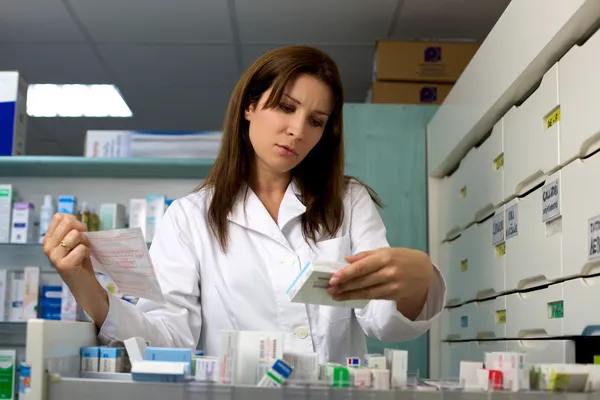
left=374, top=41, right=479, bottom=83
left=369, top=81, right=452, bottom=105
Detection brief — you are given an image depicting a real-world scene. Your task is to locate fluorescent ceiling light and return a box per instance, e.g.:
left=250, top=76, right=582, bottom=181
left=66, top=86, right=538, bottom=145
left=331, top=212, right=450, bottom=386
left=26, top=84, right=133, bottom=117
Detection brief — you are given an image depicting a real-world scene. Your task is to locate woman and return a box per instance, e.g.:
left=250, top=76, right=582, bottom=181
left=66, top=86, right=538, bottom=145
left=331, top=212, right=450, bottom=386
left=42, top=45, right=446, bottom=364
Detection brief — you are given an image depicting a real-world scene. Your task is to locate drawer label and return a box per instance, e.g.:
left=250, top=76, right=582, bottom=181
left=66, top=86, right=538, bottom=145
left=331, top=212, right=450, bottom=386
left=495, top=242, right=506, bottom=257
left=547, top=300, right=564, bottom=319
left=542, top=179, right=560, bottom=222
left=461, top=259, right=468, bottom=272
left=589, top=215, right=600, bottom=260
left=493, top=153, right=504, bottom=170
left=495, top=310, right=506, bottom=325
left=460, top=316, right=468, bottom=328
left=545, top=106, right=561, bottom=130
left=492, top=212, right=505, bottom=246
left=506, top=204, right=518, bottom=239
left=460, top=186, right=467, bottom=199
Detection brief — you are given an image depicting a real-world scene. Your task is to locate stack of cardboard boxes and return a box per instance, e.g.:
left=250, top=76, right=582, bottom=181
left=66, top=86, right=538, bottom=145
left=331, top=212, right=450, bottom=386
left=368, top=40, right=479, bottom=105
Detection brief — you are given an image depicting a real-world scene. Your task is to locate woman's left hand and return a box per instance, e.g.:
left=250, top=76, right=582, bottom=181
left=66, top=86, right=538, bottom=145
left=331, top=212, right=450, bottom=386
left=327, top=248, right=434, bottom=320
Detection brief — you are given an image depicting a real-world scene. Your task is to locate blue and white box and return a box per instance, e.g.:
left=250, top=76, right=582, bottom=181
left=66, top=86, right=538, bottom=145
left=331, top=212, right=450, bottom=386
left=81, top=346, right=101, bottom=372
left=0, top=71, right=28, bottom=156
left=145, top=347, right=192, bottom=374
left=99, top=347, right=125, bottom=373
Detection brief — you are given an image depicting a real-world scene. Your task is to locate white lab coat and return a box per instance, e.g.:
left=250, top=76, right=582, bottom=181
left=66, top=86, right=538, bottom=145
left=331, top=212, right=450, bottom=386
left=98, top=180, right=446, bottom=364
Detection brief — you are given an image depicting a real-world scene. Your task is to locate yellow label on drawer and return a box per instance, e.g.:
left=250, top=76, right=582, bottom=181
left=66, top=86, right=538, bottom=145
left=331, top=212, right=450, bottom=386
left=460, top=259, right=468, bottom=272
left=460, top=186, right=467, bottom=198
left=493, top=153, right=504, bottom=170
left=495, top=310, right=506, bottom=325
left=545, top=106, right=560, bottom=130
left=495, top=242, right=506, bottom=257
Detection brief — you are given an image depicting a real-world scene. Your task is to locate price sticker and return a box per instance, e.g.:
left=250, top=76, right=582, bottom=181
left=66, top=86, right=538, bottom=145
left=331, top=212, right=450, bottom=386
left=545, top=106, right=561, bottom=130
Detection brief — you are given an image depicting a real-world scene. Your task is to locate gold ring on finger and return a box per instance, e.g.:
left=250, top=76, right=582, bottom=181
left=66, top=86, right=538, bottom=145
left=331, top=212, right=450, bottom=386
left=60, top=240, right=72, bottom=253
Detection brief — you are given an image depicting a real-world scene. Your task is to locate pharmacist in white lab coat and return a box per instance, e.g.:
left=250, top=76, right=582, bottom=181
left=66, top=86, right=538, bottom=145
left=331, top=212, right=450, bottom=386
left=43, top=45, right=446, bottom=364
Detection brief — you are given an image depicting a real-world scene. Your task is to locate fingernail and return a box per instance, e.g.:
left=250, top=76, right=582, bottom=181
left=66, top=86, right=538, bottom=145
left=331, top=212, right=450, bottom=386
left=326, top=287, right=337, bottom=295
left=329, top=277, right=339, bottom=286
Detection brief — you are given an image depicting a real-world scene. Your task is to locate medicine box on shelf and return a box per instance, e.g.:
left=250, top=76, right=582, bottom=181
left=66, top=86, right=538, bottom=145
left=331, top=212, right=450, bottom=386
left=505, top=283, right=564, bottom=339
left=507, top=339, right=574, bottom=365
left=563, top=276, right=600, bottom=336
left=504, top=170, right=563, bottom=291
left=559, top=26, right=600, bottom=165
left=503, top=63, right=560, bottom=201
left=560, top=150, right=600, bottom=278
left=461, top=120, right=505, bottom=224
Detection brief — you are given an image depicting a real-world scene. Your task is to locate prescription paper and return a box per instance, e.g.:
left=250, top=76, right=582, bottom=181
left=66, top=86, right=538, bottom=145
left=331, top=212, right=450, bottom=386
left=85, top=228, right=165, bottom=304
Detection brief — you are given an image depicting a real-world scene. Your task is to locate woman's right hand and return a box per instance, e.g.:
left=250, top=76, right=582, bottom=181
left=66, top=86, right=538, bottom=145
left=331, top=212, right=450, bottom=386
left=42, top=213, right=94, bottom=284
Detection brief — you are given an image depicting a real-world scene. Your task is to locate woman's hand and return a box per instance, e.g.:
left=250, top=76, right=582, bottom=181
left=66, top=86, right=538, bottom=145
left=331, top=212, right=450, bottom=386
left=327, top=248, right=434, bottom=320
left=43, top=213, right=94, bottom=283
left=42, top=213, right=110, bottom=326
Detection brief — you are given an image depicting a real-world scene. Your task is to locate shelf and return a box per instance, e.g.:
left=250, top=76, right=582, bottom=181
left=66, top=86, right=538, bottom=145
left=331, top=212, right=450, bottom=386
left=0, top=156, right=214, bottom=179
left=0, top=243, right=54, bottom=270
left=0, top=322, right=26, bottom=346
left=46, top=378, right=590, bottom=400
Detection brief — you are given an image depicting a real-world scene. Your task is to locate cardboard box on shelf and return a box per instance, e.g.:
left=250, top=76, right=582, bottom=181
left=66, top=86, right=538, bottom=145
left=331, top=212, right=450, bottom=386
left=369, top=81, right=453, bottom=105
left=374, top=40, right=479, bottom=83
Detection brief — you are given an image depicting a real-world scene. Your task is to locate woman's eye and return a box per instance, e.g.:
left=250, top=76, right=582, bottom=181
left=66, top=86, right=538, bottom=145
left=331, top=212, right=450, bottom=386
left=279, top=104, right=294, bottom=113
left=310, top=119, right=324, bottom=128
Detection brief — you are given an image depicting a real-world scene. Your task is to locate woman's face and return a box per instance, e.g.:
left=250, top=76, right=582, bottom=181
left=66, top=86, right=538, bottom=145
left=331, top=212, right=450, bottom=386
left=245, top=73, right=333, bottom=175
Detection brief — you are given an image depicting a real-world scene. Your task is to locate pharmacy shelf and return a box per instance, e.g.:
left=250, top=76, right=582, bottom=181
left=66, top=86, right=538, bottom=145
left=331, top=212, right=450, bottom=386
left=45, top=377, right=591, bottom=400
left=0, top=243, right=55, bottom=270
left=0, top=322, right=26, bottom=346
left=0, top=156, right=214, bottom=179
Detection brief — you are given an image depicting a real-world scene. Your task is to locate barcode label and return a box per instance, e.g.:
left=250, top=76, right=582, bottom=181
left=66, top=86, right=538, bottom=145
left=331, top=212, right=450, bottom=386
left=259, top=337, right=278, bottom=362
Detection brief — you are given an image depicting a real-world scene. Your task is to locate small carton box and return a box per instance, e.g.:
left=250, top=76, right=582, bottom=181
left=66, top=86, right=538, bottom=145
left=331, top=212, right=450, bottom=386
left=374, top=40, right=479, bottom=83
left=370, top=81, right=453, bottom=105
left=286, top=261, right=368, bottom=309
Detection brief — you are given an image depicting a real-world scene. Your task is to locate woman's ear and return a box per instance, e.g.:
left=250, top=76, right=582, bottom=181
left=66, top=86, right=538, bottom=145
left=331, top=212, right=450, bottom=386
left=244, top=103, right=255, bottom=121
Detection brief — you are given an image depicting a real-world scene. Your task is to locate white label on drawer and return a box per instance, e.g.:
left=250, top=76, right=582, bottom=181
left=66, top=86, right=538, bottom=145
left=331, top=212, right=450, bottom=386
left=505, top=204, right=518, bottom=239
left=588, top=215, right=600, bottom=260
left=492, top=212, right=505, bottom=246
left=542, top=179, right=560, bottom=222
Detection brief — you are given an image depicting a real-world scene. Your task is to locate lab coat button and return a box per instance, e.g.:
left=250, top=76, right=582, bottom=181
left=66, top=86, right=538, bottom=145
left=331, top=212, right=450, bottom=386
left=295, top=326, right=309, bottom=339
left=284, top=255, right=296, bottom=266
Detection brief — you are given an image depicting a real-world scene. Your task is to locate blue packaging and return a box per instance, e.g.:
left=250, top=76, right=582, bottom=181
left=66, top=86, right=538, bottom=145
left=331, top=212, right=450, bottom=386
left=0, top=72, right=27, bottom=156
left=57, top=195, right=76, bottom=214
left=145, top=347, right=192, bottom=374
left=40, top=285, right=62, bottom=320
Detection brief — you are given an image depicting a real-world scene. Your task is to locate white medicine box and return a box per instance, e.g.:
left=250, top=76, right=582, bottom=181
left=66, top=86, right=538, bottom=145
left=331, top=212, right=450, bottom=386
left=503, top=62, right=560, bottom=200
left=10, top=202, right=35, bottom=244
left=560, top=150, right=600, bottom=278
left=503, top=170, right=563, bottom=291
left=0, top=71, right=28, bottom=156
left=559, top=27, right=600, bottom=165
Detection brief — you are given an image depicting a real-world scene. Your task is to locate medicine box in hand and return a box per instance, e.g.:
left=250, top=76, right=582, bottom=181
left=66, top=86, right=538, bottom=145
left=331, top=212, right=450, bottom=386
left=286, top=261, right=368, bottom=309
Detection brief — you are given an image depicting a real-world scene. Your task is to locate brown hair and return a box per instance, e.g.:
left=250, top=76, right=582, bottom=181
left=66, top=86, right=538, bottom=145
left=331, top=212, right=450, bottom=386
left=198, top=45, right=381, bottom=251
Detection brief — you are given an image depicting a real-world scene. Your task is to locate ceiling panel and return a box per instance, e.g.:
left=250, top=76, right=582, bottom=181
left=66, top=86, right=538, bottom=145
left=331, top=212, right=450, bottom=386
left=0, top=0, right=85, bottom=43
left=0, top=44, right=110, bottom=83
left=241, top=44, right=375, bottom=90
left=236, top=0, right=398, bottom=44
left=97, top=44, right=239, bottom=87
left=69, top=0, right=234, bottom=44
left=392, top=0, right=511, bottom=41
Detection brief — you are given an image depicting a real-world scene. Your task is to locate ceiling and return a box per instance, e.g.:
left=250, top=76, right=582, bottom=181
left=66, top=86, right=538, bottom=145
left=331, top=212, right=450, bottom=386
left=0, top=0, right=511, bottom=156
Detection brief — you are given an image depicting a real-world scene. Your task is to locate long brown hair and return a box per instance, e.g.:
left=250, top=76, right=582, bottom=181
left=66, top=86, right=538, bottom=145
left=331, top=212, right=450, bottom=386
left=198, top=45, right=381, bottom=252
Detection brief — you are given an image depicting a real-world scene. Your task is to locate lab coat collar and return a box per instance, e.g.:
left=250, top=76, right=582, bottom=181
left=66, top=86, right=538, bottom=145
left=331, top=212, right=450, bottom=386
left=227, top=180, right=306, bottom=248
